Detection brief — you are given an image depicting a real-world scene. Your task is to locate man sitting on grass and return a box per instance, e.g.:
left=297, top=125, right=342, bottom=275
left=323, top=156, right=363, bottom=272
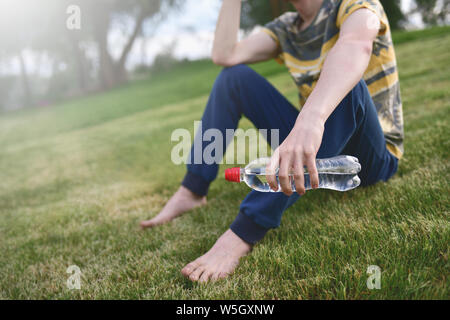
left=141, top=0, right=404, bottom=282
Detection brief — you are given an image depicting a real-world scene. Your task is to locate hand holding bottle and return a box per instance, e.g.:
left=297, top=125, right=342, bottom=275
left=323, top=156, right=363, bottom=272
left=266, top=115, right=325, bottom=196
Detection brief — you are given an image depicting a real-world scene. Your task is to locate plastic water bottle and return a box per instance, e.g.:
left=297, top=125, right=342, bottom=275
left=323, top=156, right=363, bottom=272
left=225, top=155, right=361, bottom=192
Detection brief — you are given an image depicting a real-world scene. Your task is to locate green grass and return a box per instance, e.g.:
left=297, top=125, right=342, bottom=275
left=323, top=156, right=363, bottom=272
left=392, top=25, right=450, bottom=45
left=0, top=27, right=449, bottom=300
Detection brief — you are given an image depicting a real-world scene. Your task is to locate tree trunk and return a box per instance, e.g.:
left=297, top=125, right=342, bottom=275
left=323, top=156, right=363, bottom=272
left=70, top=35, right=88, bottom=92
left=280, top=0, right=290, bottom=13
left=92, top=7, right=116, bottom=90
left=91, top=3, right=157, bottom=90
left=18, top=50, right=32, bottom=108
left=113, top=12, right=147, bottom=85
left=269, top=0, right=281, bottom=18
left=269, top=0, right=291, bottom=19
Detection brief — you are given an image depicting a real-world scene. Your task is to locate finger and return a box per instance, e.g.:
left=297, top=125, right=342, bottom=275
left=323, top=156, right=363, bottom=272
left=266, top=148, right=280, bottom=191
left=293, top=156, right=305, bottom=195
left=279, top=155, right=293, bottom=195
left=305, top=154, right=319, bottom=189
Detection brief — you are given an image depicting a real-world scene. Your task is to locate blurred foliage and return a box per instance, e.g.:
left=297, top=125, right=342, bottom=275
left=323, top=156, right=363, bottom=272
left=0, top=76, right=15, bottom=110
left=0, top=0, right=448, bottom=112
left=241, top=0, right=405, bottom=29
left=380, top=0, right=404, bottom=29
left=414, top=0, right=450, bottom=25
left=241, top=0, right=292, bottom=30
left=0, top=0, right=182, bottom=110
left=150, top=54, right=179, bottom=74
left=241, top=0, right=449, bottom=30
left=391, top=24, right=450, bottom=44
left=134, top=42, right=181, bottom=76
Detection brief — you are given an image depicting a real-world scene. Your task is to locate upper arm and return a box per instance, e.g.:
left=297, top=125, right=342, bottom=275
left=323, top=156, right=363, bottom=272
left=213, top=31, right=280, bottom=67
left=338, top=8, right=381, bottom=52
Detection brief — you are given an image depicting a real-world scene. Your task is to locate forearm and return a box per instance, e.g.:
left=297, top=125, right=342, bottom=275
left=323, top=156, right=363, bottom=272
left=298, top=38, right=372, bottom=125
left=267, top=9, right=380, bottom=196
left=211, top=0, right=242, bottom=63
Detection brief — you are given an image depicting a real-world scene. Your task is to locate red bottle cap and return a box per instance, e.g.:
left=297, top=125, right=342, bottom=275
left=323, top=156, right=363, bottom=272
left=225, top=167, right=241, bottom=182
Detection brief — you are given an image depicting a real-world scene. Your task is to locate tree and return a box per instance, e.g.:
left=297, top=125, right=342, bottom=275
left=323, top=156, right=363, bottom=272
left=0, top=0, right=44, bottom=107
left=0, top=0, right=183, bottom=110
left=241, top=0, right=292, bottom=30
left=32, top=0, right=93, bottom=95
left=85, top=0, right=182, bottom=90
left=413, top=0, right=450, bottom=25
left=380, top=0, right=404, bottom=30
left=32, top=0, right=182, bottom=91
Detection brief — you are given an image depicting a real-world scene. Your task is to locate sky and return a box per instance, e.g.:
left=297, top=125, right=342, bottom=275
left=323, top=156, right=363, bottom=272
left=125, top=0, right=222, bottom=69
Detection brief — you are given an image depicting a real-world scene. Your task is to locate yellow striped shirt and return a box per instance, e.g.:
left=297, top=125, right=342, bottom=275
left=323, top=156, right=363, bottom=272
left=262, top=0, right=404, bottom=158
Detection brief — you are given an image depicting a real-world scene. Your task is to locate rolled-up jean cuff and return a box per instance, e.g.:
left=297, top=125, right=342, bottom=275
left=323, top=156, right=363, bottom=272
left=230, top=211, right=270, bottom=245
left=181, top=171, right=210, bottom=196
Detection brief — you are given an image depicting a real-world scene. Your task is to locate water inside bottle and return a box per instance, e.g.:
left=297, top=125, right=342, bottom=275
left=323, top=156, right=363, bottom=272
left=243, top=171, right=361, bottom=192
left=242, top=156, right=362, bottom=192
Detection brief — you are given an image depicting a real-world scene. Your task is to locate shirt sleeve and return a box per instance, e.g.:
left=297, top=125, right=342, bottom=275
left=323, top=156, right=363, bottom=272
left=261, top=15, right=289, bottom=65
left=336, top=0, right=389, bottom=36
left=261, top=14, right=282, bottom=43
left=261, top=26, right=279, bottom=46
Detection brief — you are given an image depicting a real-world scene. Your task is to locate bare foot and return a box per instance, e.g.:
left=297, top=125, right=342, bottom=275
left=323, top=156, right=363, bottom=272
left=140, top=186, right=206, bottom=228
left=181, top=229, right=252, bottom=282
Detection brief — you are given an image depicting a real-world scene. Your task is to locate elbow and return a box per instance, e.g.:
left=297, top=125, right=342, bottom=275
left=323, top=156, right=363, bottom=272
left=211, top=47, right=237, bottom=67
left=211, top=54, right=234, bottom=67
left=211, top=54, right=226, bottom=66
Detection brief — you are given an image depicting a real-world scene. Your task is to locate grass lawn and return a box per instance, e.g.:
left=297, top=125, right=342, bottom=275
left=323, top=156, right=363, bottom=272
left=0, top=27, right=449, bottom=299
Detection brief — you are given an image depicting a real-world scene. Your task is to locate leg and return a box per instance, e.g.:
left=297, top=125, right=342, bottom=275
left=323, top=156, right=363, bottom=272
left=231, top=79, right=398, bottom=243
left=184, top=79, right=399, bottom=282
left=142, top=65, right=299, bottom=228
left=140, top=185, right=207, bottom=228
left=182, top=64, right=300, bottom=195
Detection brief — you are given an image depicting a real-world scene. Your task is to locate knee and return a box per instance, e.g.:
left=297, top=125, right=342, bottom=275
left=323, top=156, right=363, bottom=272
left=352, top=79, right=372, bottom=107
left=214, top=64, right=256, bottom=90
left=356, top=79, right=371, bottom=97
left=342, top=79, right=372, bottom=120
left=221, top=64, right=253, bottom=76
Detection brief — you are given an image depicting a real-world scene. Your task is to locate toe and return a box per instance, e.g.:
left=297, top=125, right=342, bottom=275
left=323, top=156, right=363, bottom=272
left=181, top=262, right=198, bottom=277
left=188, top=266, right=205, bottom=282
left=199, top=270, right=213, bottom=283
left=218, top=271, right=230, bottom=280
left=210, top=272, right=221, bottom=282
left=140, top=219, right=155, bottom=229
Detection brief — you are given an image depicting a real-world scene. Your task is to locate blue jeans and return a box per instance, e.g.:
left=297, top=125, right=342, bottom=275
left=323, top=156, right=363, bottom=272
left=182, top=65, right=398, bottom=244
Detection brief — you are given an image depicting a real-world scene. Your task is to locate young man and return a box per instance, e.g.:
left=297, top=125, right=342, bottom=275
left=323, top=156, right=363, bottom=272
left=141, top=0, right=404, bottom=282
